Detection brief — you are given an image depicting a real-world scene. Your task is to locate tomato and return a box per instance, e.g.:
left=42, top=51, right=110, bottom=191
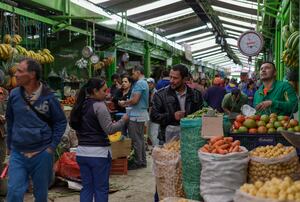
left=234, top=121, right=242, bottom=129
left=249, top=128, right=258, bottom=134
left=236, top=115, right=245, bottom=123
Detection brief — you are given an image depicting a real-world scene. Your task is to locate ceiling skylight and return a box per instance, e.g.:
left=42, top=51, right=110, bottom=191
left=166, top=26, right=207, bottom=38
left=216, top=0, right=258, bottom=10
left=138, top=8, right=194, bottom=26
left=212, top=6, right=262, bottom=21
left=176, top=32, right=212, bottom=43
left=192, top=47, right=221, bottom=56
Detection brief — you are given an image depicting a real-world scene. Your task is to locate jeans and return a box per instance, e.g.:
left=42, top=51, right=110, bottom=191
left=76, top=155, right=111, bottom=202
left=7, top=150, right=53, bottom=202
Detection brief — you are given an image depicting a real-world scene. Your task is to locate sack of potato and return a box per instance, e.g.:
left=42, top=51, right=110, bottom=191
left=234, top=177, right=300, bottom=202
left=152, top=140, right=184, bottom=200
left=198, top=136, right=249, bottom=202
left=248, top=144, right=300, bottom=183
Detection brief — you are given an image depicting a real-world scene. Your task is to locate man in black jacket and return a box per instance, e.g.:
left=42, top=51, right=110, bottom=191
left=150, top=64, right=203, bottom=144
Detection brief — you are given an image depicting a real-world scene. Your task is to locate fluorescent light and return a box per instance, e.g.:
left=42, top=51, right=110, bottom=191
left=212, top=6, right=262, bottom=21
left=226, top=30, right=243, bottom=36
left=176, top=32, right=212, bottom=43
left=138, top=8, right=194, bottom=26
left=166, top=26, right=207, bottom=38
left=191, top=38, right=217, bottom=51
left=216, top=0, right=258, bottom=10
left=88, top=0, right=110, bottom=3
left=125, top=0, right=181, bottom=16
left=206, top=22, right=213, bottom=29
left=194, top=50, right=222, bottom=58
left=192, top=47, right=221, bottom=56
left=219, top=16, right=256, bottom=28
left=187, top=36, right=215, bottom=45
left=223, top=24, right=249, bottom=32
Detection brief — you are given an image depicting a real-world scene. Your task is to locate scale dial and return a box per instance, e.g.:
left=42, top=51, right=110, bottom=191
left=238, top=31, right=264, bottom=57
left=90, top=54, right=100, bottom=64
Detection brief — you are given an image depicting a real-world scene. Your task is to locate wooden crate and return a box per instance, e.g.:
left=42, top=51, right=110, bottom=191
left=110, top=158, right=128, bottom=175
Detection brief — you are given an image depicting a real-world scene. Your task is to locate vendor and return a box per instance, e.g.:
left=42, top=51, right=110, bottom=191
left=222, top=88, right=248, bottom=115
left=254, top=62, right=298, bottom=116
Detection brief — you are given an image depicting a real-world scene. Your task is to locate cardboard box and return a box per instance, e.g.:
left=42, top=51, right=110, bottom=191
left=201, top=115, right=224, bottom=139
left=111, top=138, right=132, bottom=160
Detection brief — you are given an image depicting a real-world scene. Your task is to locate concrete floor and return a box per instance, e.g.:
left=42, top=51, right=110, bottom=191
left=21, top=154, right=155, bottom=202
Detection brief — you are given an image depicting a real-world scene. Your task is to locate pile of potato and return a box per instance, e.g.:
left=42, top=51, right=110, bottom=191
left=152, top=140, right=184, bottom=199
left=248, top=144, right=299, bottom=183
left=239, top=177, right=300, bottom=201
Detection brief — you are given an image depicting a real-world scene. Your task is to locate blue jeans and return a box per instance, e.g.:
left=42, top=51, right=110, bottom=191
left=7, top=150, right=53, bottom=202
left=76, top=155, right=111, bottom=202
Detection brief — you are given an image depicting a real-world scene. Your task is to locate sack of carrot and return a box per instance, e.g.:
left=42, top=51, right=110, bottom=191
left=199, top=136, right=242, bottom=155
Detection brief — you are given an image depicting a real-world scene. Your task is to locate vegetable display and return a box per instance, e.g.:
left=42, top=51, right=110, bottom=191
left=199, top=136, right=242, bottom=155
left=239, top=177, right=300, bottom=201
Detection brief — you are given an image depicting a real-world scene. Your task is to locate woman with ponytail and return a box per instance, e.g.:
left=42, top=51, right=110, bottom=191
left=70, top=78, right=128, bottom=202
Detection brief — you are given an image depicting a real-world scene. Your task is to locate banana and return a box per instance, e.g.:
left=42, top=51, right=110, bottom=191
left=292, top=34, right=299, bottom=51
left=4, top=34, right=11, bottom=44
left=287, top=31, right=299, bottom=49
left=0, top=44, right=9, bottom=56
left=42, top=49, right=51, bottom=54
left=13, top=35, right=22, bottom=44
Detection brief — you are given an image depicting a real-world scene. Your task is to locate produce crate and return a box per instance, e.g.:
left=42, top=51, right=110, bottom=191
left=110, top=157, right=128, bottom=175
left=229, top=133, right=300, bottom=154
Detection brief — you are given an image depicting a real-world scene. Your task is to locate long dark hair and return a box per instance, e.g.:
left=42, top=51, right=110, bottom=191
left=70, top=78, right=106, bottom=130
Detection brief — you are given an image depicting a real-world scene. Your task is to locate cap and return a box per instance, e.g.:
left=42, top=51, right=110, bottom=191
left=147, top=78, right=155, bottom=83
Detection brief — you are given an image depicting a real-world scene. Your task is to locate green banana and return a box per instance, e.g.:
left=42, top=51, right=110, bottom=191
left=292, top=34, right=299, bottom=51
left=286, top=31, right=299, bottom=49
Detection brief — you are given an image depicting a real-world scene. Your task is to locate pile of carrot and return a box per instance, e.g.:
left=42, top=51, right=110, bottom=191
left=199, top=136, right=242, bottom=155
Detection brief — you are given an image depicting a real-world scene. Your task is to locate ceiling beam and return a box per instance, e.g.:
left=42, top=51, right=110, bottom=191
left=181, top=33, right=215, bottom=44
left=196, top=51, right=223, bottom=59
left=99, top=0, right=156, bottom=13
left=221, top=20, right=255, bottom=31
left=191, top=45, right=219, bottom=54
left=172, top=28, right=212, bottom=42
left=193, top=48, right=221, bottom=56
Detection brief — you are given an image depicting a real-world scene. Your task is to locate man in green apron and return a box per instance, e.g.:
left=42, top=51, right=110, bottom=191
left=254, top=61, right=298, bottom=116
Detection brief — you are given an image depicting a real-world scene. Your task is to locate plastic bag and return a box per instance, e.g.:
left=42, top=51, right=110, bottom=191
left=248, top=149, right=300, bottom=183
left=152, top=146, right=184, bottom=200
left=54, top=152, right=80, bottom=180
left=241, top=104, right=256, bottom=116
left=233, top=190, right=296, bottom=202
left=198, top=147, right=249, bottom=202
left=165, top=125, right=181, bottom=143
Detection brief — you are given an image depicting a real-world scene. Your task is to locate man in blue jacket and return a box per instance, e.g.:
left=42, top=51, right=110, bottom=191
left=6, top=58, right=67, bottom=202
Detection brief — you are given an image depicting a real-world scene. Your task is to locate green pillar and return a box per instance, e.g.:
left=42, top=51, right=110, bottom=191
left=106, top=49, right=117, bottom=87
left=144, top=41, right=151, bottom=77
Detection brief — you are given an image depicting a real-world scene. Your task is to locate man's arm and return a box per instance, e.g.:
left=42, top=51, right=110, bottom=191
left=222, top=94, right=231, bottom=114
left=126, top=93, right=141, bottom=106
left=5, top=96, right=13, bottom=152
left=150, top=93, right=172, bottom=126
left=272, top=83, right=298, bottom=114
left=49, top=98, right=67, bottom=151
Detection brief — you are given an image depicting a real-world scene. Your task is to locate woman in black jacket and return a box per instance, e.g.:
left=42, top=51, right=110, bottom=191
left=70, top=78, right=128, bottom=202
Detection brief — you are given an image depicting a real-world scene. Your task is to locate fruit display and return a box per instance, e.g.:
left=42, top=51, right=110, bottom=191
left=282, top=31, right=299, bottom=69
left=248, top=144, right=299, bottom=183
left=186, top=107, right=222, bottom=119
left=232, top=113, right=300, bottom=134
left=238, top=177, right=300, bottom=201
left=199, top=136, right=242, bottom=154
left=0, top=34, right=54, bottom=64
left=60, top=96, right=76, bottom=106
left=152, top=140, right=184, bottom=199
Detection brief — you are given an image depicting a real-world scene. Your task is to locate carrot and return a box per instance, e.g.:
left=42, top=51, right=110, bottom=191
left=210, top=136, right=223, bottom=144
left=203, top=144, right=210, bottom=150
left=216, top=147, right=227, bottom=155
left=212, top=148, right=217, bottom=153
left=213, top=140, right=225, bottom=147
left=200, top=147, right=209, bottom=153
left=220, top=143, right=230, bottom=150
left=232, top=145, right=240, bottom=152
left=224, top=137, right=233, bottom=143
left=232, top=140, right=240, bottom=147
left=229, top=145, right=234, bottom=152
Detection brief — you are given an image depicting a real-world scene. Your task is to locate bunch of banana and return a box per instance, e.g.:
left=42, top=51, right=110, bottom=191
left=12, top=35, right=22, bottom=45
left=0, top=44, right=13, bottom=60
left=282, top=31, right=299, bottom=68
left=4, top=34, right=11, bottom=44
left=282, top=25, right=291, bottom=42
left=40, top=49, right=54, bottom=64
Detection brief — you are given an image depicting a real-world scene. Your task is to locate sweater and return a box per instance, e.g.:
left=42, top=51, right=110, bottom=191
left=6, top=86, right=67, bottom=152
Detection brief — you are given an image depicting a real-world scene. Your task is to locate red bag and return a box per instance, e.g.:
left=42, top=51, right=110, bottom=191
left=54, top=152, right=80, bottom=180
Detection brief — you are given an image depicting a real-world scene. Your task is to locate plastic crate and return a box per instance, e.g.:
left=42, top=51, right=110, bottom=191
left=110, top=157, right=128, bottom=175
left=229, top=133, right=300, bottom=154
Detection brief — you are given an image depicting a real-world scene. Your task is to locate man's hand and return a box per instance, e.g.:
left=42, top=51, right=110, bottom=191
left=0, top=115, right=5, bottom=124
left=46, top=147, right=54, bottom=154
left=118, top=100, right=127, bottom=107
left=256, top=100, right=272, bottom=111
left=122, top=113, right=129, bottom=122
left=174, top=111, right=185, bottom=121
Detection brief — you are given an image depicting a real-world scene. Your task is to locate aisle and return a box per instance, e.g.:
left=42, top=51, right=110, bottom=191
left=22, top=153, right=155, bottom=202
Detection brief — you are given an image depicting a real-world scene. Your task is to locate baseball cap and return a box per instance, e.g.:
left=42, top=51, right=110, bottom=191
left=147, top=78, right=155, bottom=83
